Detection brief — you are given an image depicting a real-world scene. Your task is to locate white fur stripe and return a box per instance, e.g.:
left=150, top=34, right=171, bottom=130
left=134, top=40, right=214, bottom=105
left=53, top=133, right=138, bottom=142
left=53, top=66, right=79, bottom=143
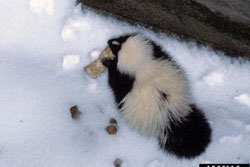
left=118, top=35, right=191, bottom=137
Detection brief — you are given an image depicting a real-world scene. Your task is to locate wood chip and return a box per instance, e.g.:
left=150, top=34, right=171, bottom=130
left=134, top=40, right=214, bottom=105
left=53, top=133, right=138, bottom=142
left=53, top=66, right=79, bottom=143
left=84, top=46, right=115, bottom=79
left=70, top=105, right=81, bottom=120
left=106, top=125, right=117, bottom=135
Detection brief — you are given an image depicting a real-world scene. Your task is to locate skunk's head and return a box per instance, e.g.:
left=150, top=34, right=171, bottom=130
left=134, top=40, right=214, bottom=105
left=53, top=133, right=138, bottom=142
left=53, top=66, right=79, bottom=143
left=107, top=34, right=153, bottom=76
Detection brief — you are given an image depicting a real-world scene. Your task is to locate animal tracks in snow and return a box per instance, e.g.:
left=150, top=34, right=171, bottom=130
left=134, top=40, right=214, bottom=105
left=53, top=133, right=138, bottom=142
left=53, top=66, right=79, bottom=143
left=219, top=135, right=242, bottom=144
left=203, top=72, right=224, bottom=87
left=61, top=17, right=92, bottom=42
left=62, top=54, right=80, bottom=71
left=29, top=0, right=54, bottom=15
left=234, top=93, right=250, bottom=107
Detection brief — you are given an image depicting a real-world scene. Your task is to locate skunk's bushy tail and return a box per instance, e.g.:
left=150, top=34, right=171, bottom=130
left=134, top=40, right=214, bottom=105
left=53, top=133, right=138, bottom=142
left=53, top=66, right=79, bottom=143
left=159, top=104, right=211, bottom=158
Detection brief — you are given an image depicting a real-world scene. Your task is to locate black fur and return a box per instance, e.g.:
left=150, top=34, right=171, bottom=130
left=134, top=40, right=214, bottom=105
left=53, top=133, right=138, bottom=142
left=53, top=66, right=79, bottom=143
left=160, top=104, right=211, bottom=158
left=103, top=35, right=135, bottom=109
left=105, top=62, right=134, bottom=109
left=160, top=91, right=168, bottom=102
left=150, top=41, right=172, bottom=61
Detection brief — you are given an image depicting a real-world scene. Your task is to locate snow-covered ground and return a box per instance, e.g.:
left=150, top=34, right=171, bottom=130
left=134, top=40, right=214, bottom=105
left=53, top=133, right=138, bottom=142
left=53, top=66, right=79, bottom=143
left=0, top=0, right=250, bottom=167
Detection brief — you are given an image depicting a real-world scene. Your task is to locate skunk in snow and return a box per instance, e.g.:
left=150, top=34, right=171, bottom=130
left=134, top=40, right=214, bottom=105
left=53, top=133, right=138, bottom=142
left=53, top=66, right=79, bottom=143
left=102, top=34, right=211, bottom=158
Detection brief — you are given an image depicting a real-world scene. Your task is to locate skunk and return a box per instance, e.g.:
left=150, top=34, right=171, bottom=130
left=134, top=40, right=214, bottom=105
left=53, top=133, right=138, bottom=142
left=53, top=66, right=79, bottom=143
left=102, top=34, right=211, bottom=158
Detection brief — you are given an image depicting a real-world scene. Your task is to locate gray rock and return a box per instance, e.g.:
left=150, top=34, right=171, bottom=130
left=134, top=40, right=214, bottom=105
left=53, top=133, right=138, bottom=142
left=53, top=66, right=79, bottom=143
left=77, top=0, right=250, bottom=59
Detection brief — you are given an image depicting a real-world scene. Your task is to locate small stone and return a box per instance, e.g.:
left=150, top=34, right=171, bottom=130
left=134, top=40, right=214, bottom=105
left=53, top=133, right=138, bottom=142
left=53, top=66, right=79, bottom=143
left=70, top=105, right=81, bottom=120
left=109, top=118, right=117, bottom=125
left=106, top=125, right=117, bottom=135
left=114, top=158, right=122, bottom=167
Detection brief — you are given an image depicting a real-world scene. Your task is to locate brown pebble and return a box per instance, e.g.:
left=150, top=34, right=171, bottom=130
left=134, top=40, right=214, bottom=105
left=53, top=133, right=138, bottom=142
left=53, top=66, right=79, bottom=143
left=109, top=118, right=117, bottom=125
left=70, top=105, right=81, bottom=119
left=106, top=125, right=117, bottom=135
left=114, top=158, right=122, bottom=167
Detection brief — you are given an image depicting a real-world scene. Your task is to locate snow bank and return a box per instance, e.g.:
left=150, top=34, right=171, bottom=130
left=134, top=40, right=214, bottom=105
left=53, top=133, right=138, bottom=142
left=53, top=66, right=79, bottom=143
left=0, top=1, right=250, bottom=167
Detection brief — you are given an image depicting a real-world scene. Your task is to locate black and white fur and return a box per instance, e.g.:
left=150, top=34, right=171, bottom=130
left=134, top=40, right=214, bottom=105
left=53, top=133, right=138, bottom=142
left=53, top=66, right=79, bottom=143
left=102, top=34, right=211, bottom=158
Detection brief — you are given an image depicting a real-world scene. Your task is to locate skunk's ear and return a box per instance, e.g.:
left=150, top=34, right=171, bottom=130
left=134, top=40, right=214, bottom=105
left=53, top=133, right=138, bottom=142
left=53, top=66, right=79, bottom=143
left=107, top=35, right=132, bottom=55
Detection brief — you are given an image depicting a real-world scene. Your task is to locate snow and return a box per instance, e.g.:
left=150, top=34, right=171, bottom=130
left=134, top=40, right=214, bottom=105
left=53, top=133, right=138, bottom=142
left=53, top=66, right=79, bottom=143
left=0, top=1, right=250, bottom=167
left=145, top=159, right=165, bottom=167
left=90, top=50, right=102, bottom=60
left=219, top=135, right=242, bottom=144
left=203, top=72, right=224, bottom=87
left=61, top=16, right=92, bottom=41
left=246, top=125, right=250, bottom=131
left=234, top=93, right=250, bottom=107
left=29, top=0, right=54, bottom=15
left=231, top=120, right=244, bottom=127
left=62, top=54, right=80, bottom=71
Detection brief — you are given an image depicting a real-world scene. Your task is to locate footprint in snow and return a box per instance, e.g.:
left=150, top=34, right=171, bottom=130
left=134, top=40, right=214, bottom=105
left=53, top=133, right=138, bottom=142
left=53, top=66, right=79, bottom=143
left=61, top=17, right=92, bottom=42
left=29, top=0, right=54, bottom=15
left=203, top=72, right=224, bottom=87
left=234, top=93, right=250, bottom=107
left=62, top=54, right=80, bottom=71
left=219, top=135, right=242, bottom=144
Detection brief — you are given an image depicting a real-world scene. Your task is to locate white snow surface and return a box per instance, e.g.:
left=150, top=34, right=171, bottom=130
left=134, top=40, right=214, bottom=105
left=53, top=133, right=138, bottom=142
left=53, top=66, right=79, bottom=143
left=0, top=1, right=250, bottom=167
left=234, top=93, right=250, bottom=107
left=62, top=54, right=80, bottom=71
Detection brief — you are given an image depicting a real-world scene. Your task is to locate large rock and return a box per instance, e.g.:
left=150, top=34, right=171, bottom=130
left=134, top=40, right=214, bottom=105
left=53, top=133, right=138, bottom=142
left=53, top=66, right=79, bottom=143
left=77, top=0, right=250, bottom=59
left=195, top=0, right=250, bottom=25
